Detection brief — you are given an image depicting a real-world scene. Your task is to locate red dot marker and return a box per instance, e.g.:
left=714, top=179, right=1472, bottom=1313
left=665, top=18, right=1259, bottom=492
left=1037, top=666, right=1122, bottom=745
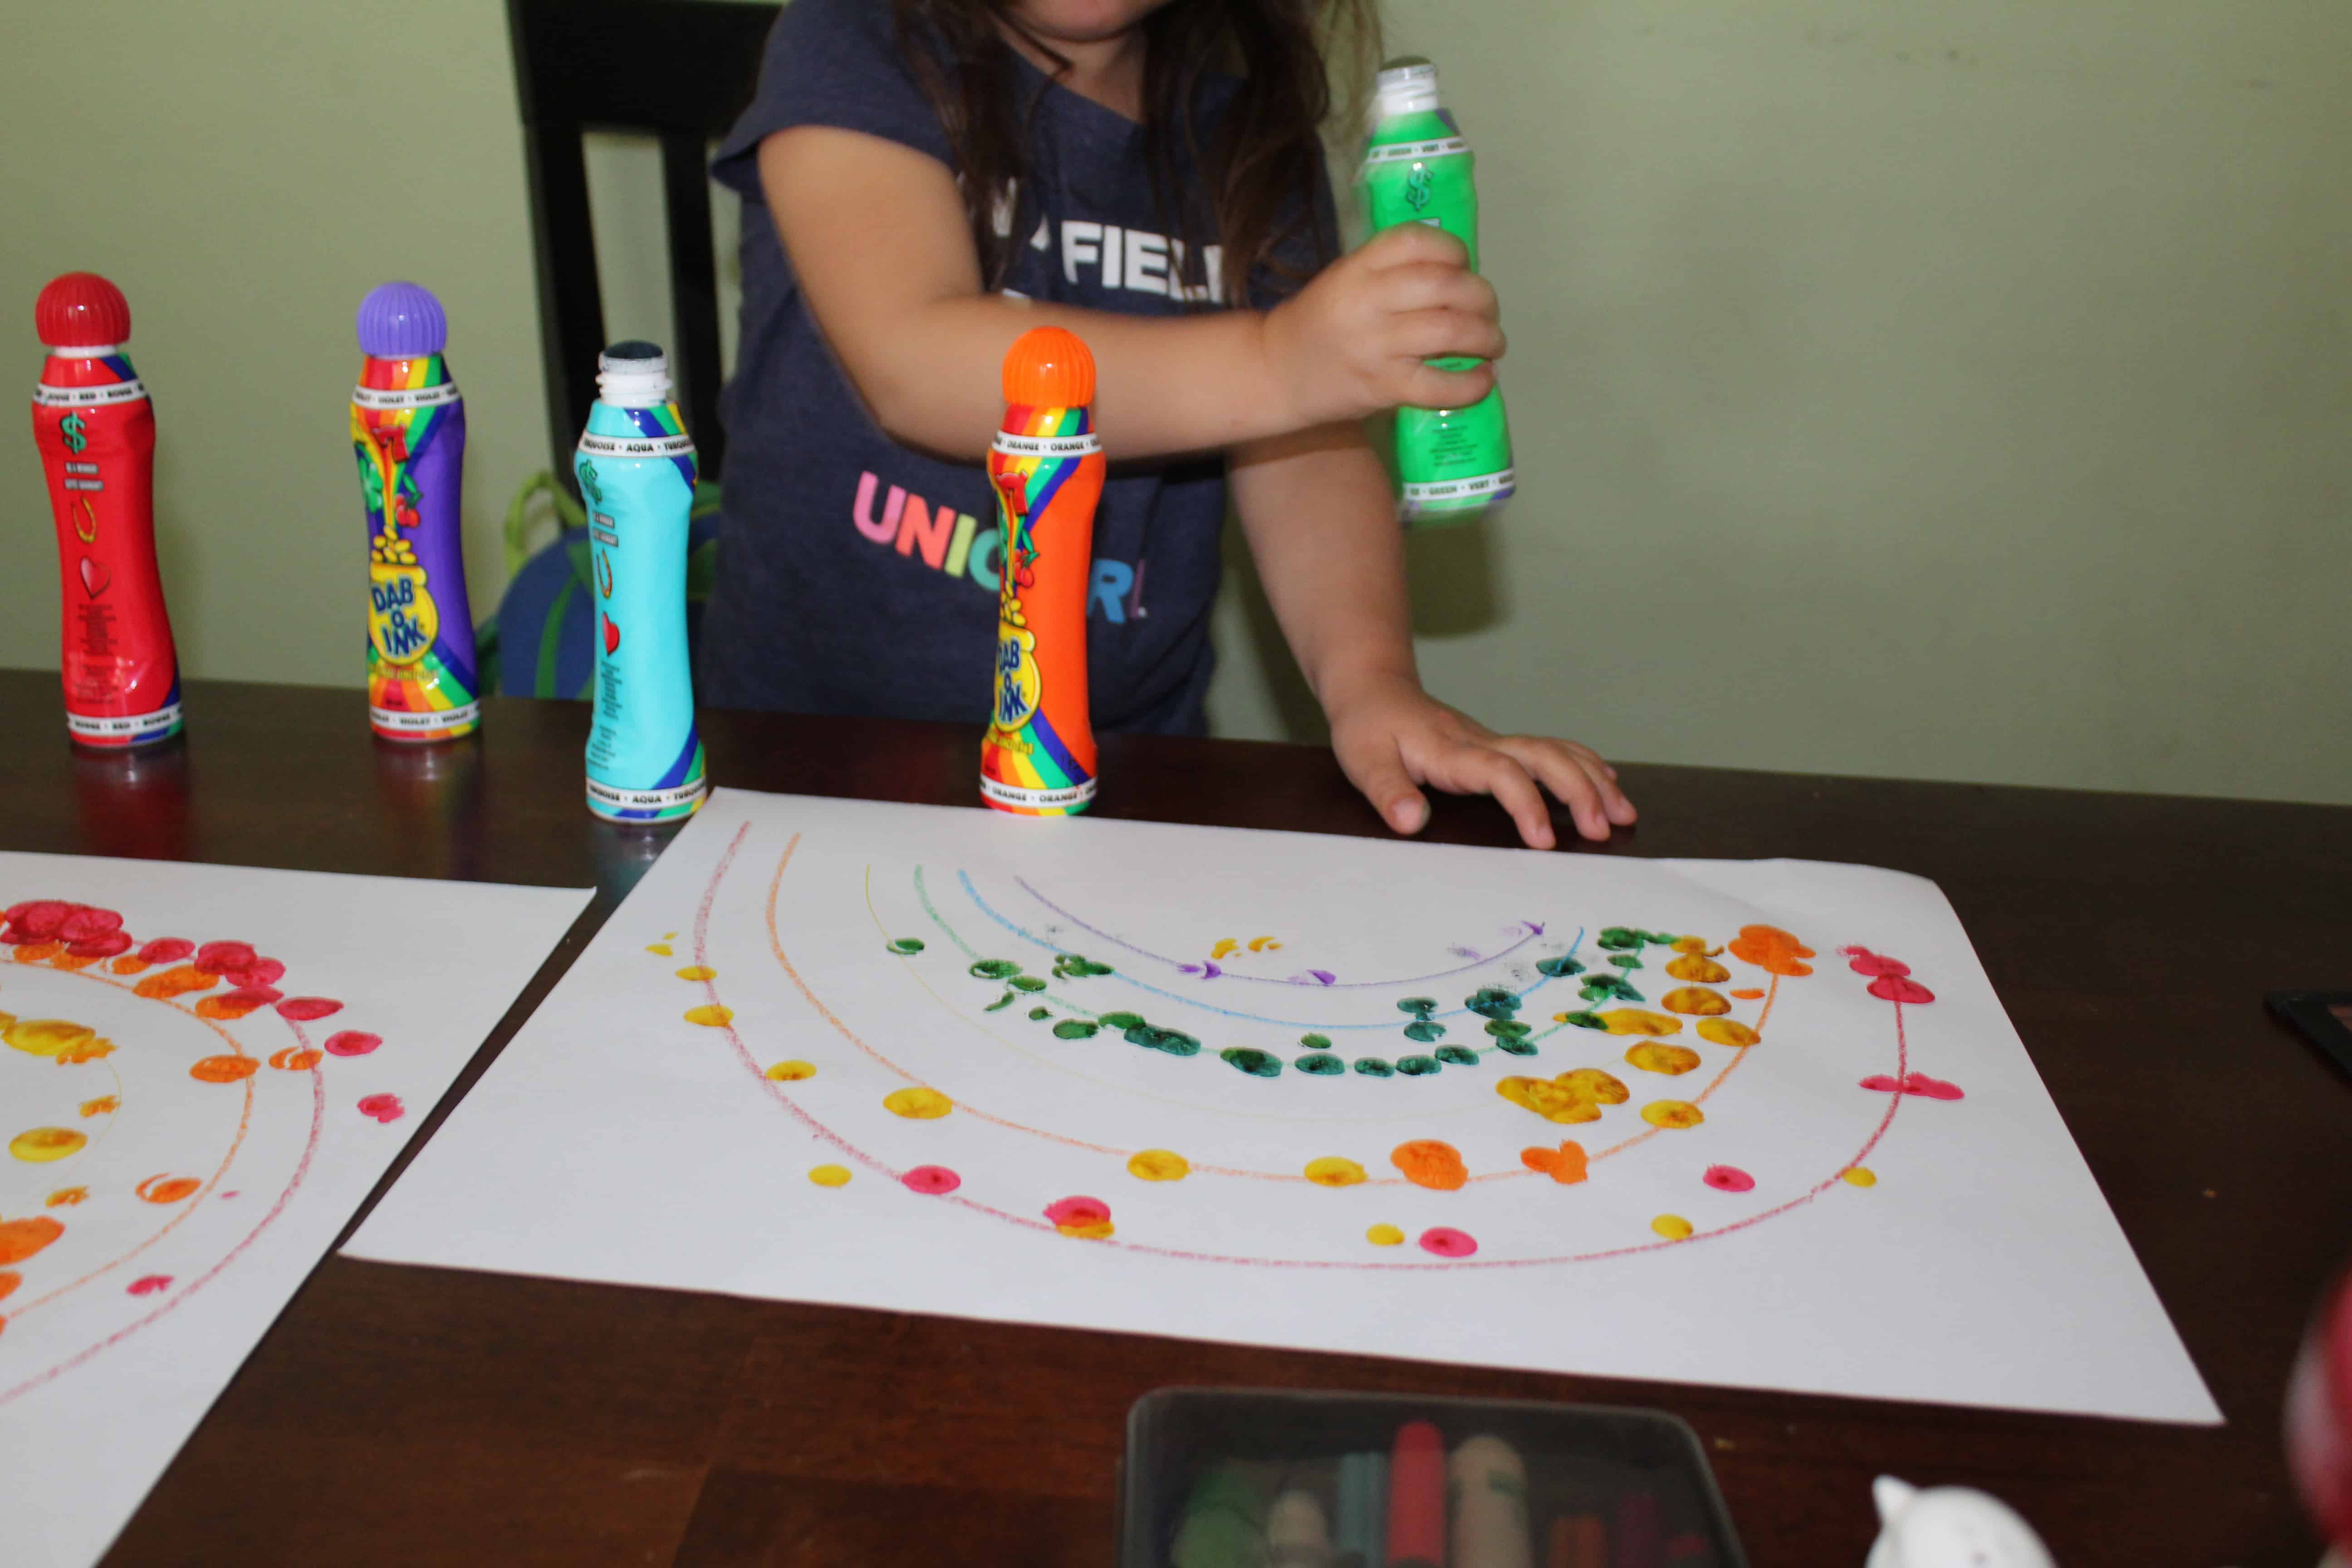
left=1387, top=1418, right=1446, bottom=1568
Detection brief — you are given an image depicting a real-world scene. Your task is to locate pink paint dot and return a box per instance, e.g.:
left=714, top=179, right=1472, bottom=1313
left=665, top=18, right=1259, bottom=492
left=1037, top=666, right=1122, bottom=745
left=1418, top=1226, right=1478, bottom=1258
left=1860, top=1073, right=1965, bottom=1101
left=67, top=929, right=133, bottom=959
left=1866, top=974, right=1936, bottom=1004
left=219, top=1191, right=240, bottom=1200
left=57, top=905, right=123, bottom=942
left=900, top=1165, right=962, bottom=1196
left=1703, top=1165, right=1755, bottom=1193
left=215, top=984, right=283, bottom=1009
left=1840, top=946, right=1911, bottom=978
left=193, top=940, right=258, bottom=976
left=276, top=996, right=344, bottom=1022
left=5, top=899, right=74, bottom=939
left=138, top=937, right=194, bottom=963
left=356, top=1093, right=405, bottom=1124
left=323, top=1030, right=382, bottom=1057
left=1044, top=1195, right=1111, bottom=1228
left=127, top=1274, right=173, bottom=1296
left=221, top=957, right=285, bottom=988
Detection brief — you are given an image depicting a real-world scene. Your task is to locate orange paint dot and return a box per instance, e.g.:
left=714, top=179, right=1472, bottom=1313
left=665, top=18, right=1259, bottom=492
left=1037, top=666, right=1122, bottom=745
left=1695, top=1019, right=1761, bottom=1049
left=195, top=992, right=271, bottom=1020
left=45, top=1187, right=87, bottom=1208
left=675, top=965, right=716, bottom=981
left=134, top=965, right=220, bottom=1000
left=1727, top=925, right=1814, bottom=977
left=1728, top=988, right=1765, bottom=1000
left=189, top=1054, right=260, bottom=1083
left=1651, top=1214, right=1694, bottom=1240
left=137, top=1175, right=201, bottom=1204
left=1520, top=1140, right=1589, bottom=1185
left=10, top=1127, right=86, bottom=1162
left=268, top=1046, right=323, bottom=1071
left=764, top=1059, right=816, bottom=1082
left=1127, top=1149, right=1190, bottom=1181
left=49, top=951, right=100, bottom=972
left=109, top=956, right=151, bottom=975
left=13, top=941, right=64, bottom=962
left=682, top=1004, right=734, bottom=1028
left=883, top=1086, right=953, bottom=1119
left=78, top=1095, right=119, bottom=1117
left=1391, top=1139, right=1468, bottom=1191
left=808, top=1165, right=851, bottom=1188
left=0, top=1215, right=64, bottom=1264
left=1625, top=1042, right=1701, bottom=1076
left=1304, top=1156, right=1367, bottom=1187
left=0, top=1271, right=17, bottom=1302
left=1366, top=1224, right=1405, bottom=1246
left=1660, top=986, right=1731, bottom=1017
left=1641, top=1100, right=1705, bottom=1130
left=1843, top=1167, right=1878, bottom=1188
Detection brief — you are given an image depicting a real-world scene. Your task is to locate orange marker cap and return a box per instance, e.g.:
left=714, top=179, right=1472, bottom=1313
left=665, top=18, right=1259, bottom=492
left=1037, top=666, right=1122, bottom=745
left=1001, top=326, right=1096, bottom=408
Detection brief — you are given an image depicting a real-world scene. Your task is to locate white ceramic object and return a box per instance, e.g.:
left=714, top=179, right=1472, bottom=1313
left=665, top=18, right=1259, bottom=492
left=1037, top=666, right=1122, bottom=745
left=1866, top=1476, right=2056, bottom=1568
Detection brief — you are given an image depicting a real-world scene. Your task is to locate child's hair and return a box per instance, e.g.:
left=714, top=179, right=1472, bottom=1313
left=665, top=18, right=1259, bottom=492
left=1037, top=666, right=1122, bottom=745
left=892, top=0, right=1378, bottom=301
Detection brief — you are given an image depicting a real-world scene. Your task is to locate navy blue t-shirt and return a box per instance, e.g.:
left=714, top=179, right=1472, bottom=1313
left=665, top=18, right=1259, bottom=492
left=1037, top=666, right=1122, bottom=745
left=706, top=0, right=1329, bottom=733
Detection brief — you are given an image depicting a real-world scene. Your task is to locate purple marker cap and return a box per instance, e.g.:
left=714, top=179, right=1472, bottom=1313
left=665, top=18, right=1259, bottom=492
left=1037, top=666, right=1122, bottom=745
left=356, top=281, right=448, bottom=357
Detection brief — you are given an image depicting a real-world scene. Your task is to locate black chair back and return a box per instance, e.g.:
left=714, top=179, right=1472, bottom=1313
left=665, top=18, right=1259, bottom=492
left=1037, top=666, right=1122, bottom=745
left=506, top=0, right=780, bottom=484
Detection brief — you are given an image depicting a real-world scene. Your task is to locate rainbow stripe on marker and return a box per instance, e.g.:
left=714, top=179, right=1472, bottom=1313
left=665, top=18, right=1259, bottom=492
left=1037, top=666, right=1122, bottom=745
left=354, top=347, right=479, bottom=740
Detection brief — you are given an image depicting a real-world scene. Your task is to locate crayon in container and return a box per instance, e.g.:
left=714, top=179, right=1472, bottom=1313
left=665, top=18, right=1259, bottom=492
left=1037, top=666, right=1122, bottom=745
left=29, top=272, right=183, bottom=749
left=980, top=327, right=1103, bottom=816
left=353, top=282, right=480, bottom=741
left=574, top=341, right=707, bottom=824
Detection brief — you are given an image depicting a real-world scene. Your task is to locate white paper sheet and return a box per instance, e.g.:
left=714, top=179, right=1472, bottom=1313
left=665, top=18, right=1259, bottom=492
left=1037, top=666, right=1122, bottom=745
left=0, top=853, right=588, bottom=1568
left=347, top=788, right=2217, bottom=1424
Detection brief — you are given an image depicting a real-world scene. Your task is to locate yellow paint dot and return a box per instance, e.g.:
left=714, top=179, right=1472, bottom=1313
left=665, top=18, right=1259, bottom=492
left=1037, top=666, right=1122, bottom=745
left=1127, top=1149, right=1191, bottom=1181
left=1696, top=1019, right=1761, bottom=1048
left=1842, top=1166, right=1878, bottom=1188
left=682, top=1004, right=734, bottom=1027
left=1652, top=1213, right=1694, bottom=1240
left=1304, top=1156, right=1367, bottom=1187
left=1599, top=1008, right=1682, bottom=1036
left=1640, top=1100, right=1705, bottom=1130
left=645, top=943, right=673, bottom=956
left=4, top=1018, right=95, bottom=1058
left=883, top=1086, right=953, bottom=1120
left=10, top=1127, right=88, bottom=1163
left=675, top=965, right=716, bottom=982
left=765, top=1060, right=816, bottom=1082
left=1367, top=1224, right=1405, bottom=1246
left=1624, top=1042, right=1701, bottom=1076
left=1661, top=986, right=1731, bottom=1017
left=808, top=1165, right=851, bottom=1187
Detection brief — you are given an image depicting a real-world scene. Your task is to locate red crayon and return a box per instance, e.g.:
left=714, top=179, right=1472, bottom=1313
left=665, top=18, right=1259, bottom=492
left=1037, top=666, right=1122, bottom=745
left=1387, top=1419, right=1447, bottom=1568
left=29, top=273, right=182, bottom=747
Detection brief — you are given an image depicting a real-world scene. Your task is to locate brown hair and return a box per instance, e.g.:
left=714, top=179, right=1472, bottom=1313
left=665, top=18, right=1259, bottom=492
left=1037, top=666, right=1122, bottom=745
left=891, top=0, right=1377, bottom=302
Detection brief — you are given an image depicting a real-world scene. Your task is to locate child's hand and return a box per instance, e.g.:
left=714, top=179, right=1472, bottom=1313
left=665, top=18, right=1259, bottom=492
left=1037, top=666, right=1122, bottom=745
left=1324, top=672, right=1637, bottom=849
left=1260, top=225, right=1504, bottom=430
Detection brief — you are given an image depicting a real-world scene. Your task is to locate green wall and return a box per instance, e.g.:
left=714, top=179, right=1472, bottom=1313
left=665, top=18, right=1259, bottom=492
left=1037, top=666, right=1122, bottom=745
left=5, top=2, right=2346, bottom=805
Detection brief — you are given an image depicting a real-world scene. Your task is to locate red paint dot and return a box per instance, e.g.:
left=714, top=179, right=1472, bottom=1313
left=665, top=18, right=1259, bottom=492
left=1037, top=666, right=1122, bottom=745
left=66, top=929, right=132, bottom=959
left=1840, top=946, right=1911, bottom=978
left=356, top=1093, right=405, bottom=1124
left=1418, top=1227, right=1478, bottom=1258
left=127, top=1274, right=172, bottom=1296
left=276, top=996, right=343, bottom=1022
left=220, top=957, right=286, bottom=988
left=1866, top=975, right=1936, bottom=1004
left=138, top=937, right=195, bottom=963
left=324, top=1031, right=382, bottom=1057
left=4, top=900, right=74, bottom=940
left=900, top=1165, right=961, bottom=1196
left=1044, top=1196, right=1111, bottom=1227
left=57, top=906, right=123, bottom=942
left=193, top=940, right=258, bottom=976
left=1703, top=1165, right=1755, bottom=1193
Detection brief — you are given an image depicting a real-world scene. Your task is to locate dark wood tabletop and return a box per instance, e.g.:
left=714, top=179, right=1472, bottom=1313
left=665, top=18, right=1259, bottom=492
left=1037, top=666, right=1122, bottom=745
left=3, top=670, right=2343, bottom=1566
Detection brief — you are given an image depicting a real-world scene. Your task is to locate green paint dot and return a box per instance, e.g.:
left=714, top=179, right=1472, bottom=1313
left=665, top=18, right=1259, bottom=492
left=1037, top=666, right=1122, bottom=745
left=1352, top=1057, right=1395, bottom=1078
left=1402, top=1019, right=1446, bottom=1043
left=1220, top=1047, right=1283, bottom=1078
left=1536, top=955, right=1586, bottom=977
left=1009, top=975, right=1048, bottom=993
left=1643, top=930, right=1682, bottom=946
left=1052, top=1019, right=1100, bottom=1040
left=1607, top=954, right=1642, bottom=970
left=1493, top=1035, right=1538, bottom=1056
left=1296, top=1053, right=1345, bottom=1075
left=1125, top=1024, right=1201, bottom=1057
left=1053, top=954, right=1113, bottom=978
left=887, top=938, right=926, bottom=956
left=1027, top=1006, right=1051, bottom=1020
left=1396, top=1055, right=1442, bottom=1076
left=1562, top=1010, right=1607, bottom=1031
left=1299, top=1033, right=1333, bottom=1050
left=1100, top=1010, right=1146, bottom=1030
left=1434, top=1044, right=1479, bottom=1066
left=1485, top=1019, right=1533, bottom=1039
left=1465, top=986, right=1522, bottom=1020
left=1396, top=996, right=1439, bottom=1017
left=984, top=991, right=1016, bottom=1012
left=1597, top=927, right=1643, bottom=951
left=969, top=959, right=1023, bottom=980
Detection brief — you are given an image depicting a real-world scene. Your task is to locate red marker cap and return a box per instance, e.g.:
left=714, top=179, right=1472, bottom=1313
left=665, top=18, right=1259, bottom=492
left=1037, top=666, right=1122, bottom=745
left=1001, top=325, right=1095, bottom=408
left=36, top=272, right=131, bottom=348
left=1387, top=1419, right=1447, bottom=1567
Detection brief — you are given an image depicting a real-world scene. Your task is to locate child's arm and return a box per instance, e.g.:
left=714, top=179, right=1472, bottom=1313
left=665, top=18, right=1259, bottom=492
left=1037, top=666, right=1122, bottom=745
left=1230, top=425, right=1638, bottom=848
left=758, top=127, right=1500, bottom=461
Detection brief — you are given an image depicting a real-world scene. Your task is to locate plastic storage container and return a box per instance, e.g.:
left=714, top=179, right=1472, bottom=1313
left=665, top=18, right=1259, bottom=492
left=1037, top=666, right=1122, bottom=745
left=1120, top=1387, right=1746, bottom=1568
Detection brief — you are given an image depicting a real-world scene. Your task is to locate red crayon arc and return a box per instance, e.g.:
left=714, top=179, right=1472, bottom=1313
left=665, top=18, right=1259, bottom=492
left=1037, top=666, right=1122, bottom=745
left=1387, top=1418, right=1447, bottom=1567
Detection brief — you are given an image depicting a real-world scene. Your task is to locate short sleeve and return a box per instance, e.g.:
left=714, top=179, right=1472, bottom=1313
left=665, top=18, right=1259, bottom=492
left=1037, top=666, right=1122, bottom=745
left=711, top=0, right=954, bottom=195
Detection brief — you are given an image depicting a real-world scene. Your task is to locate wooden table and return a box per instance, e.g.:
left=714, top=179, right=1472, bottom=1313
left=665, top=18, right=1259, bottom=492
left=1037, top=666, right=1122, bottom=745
left=1, top=671, right=2342, bottom=1565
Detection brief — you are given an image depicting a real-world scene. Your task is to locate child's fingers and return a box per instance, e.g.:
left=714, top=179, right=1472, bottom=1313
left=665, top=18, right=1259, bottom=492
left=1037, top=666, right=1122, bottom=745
left=1335, top=731, right=1432, bottom=836
left=1423, top=745, right=1557, bottom=850
left=1494, top=738, right=1632, bottom=838
left=1392, top=308, right=1506, bottom=364
left=1399, top=360, right=1496, bottom=412
left=1359, top=222, right=1472, bottom=271
left=1376, top=263, right=1499, bottom=320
